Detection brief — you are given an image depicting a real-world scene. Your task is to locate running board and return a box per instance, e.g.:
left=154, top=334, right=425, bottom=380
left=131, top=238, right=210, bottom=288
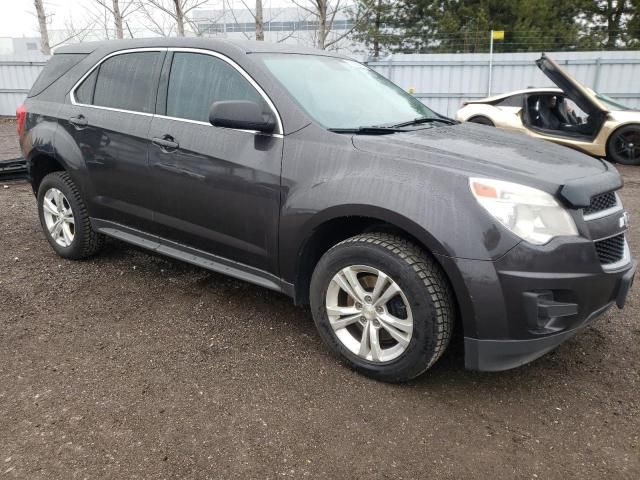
left=92, top=219, right=286, bottom=294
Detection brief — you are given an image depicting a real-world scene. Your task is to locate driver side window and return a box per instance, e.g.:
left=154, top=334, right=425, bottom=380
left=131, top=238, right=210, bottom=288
left=166, top=52, right=267, bottom=123
left=561, top=98, right=588, bottom=125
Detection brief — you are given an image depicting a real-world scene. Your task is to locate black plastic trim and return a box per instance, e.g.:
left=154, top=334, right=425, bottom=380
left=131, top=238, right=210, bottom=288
left=92, top=218, right=287, bottom=293
left=464, top=301, right=614, bottom=371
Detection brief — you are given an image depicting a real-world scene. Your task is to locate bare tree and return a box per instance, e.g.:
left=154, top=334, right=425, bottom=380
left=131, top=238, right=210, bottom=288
left=34, top=0, right=95, bottom=53
left=292, top=0, right=367, bottom=49
left=137, top=0, right=210, bottom=36
left=91, top=1, right=139, bottom=39
left=255, top=0, right=264, bottom=41
left=50, top=18, right=95, bottom=49
left=224, top=0, right=263, bottom=40
left=34, top=0, right=51, bottom=54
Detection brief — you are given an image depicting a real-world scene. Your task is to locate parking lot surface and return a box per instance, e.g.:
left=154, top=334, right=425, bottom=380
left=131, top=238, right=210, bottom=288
left=1, top=120, right=639, bottom=479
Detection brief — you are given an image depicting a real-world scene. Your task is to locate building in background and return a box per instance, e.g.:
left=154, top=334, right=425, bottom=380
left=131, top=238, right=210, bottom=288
left=192, top=6, right=363, bottom=54
left=0, top=37, right=41, bottom=55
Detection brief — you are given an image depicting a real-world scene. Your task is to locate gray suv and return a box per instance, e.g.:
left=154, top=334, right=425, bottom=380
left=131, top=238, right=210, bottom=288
left=18, top=38, right=636, bottom=382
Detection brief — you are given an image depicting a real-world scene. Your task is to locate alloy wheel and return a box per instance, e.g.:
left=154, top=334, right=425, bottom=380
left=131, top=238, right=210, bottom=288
left=325, top=265, right=413, bottom=363
left=42, top=188, right=75, bottom=247
left=613, top=129, right=640, bottom=163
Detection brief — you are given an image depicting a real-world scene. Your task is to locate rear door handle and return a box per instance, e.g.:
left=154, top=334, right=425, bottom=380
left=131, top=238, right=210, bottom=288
left=152, top=135, right=179, bottom=151
left=69, top=115, right=88, bottom=128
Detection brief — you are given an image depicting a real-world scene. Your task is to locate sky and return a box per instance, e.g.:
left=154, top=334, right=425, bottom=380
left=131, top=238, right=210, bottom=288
left=0, top=0, right=297, bottom=39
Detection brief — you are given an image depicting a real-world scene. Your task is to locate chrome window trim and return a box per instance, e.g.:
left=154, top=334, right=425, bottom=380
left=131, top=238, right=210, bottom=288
left=166, top=47, right=283, bottom=135
left=69, top=46, right=284, bottom=137
left=69, top=47, right=166, bottom=116
left=154, top=113, right=283, bottom=138
left=583, top=192, right=623, bottom=221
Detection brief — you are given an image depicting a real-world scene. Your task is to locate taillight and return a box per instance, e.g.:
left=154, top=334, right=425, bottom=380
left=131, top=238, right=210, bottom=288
left=16, top=104, right=26, bottom=136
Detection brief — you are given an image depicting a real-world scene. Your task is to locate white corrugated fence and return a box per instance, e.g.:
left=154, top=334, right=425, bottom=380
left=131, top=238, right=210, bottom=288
left=0, top=54, right=49, bottom=116
left=367, top=50, right=640, bottom=117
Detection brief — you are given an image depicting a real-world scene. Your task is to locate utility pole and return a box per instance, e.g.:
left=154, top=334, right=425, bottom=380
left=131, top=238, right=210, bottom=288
left=488, top=30, right=494, bottom=96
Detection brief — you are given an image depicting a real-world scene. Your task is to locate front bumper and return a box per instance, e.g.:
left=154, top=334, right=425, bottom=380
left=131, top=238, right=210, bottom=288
left=438, top=237, right=636, bottom=372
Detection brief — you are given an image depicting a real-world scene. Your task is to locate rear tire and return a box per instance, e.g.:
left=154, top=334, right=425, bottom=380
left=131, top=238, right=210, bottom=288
left=310, top=233, right=454, bottom=382
left=37, top=171, right=104, bottom=259
left=468, top=116, right=495, bottom=126
left=607, top=125, right=640, bottom=165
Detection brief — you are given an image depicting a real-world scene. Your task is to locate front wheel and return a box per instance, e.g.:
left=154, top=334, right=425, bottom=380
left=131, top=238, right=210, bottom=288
left=607, top=125, right=640, bottom=165
left=310, top=233, right=454, bottom=382
left=468, top=116, right=495, bottom=127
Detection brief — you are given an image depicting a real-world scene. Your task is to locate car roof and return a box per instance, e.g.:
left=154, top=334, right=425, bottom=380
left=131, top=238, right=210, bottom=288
left=469, top=87, right=563, bottom=103
left=54, top=37, right=348, bottom=59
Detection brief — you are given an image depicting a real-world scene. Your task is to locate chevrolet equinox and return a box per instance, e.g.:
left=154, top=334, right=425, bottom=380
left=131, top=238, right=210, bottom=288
left=18, top=39, right=636, bottom=382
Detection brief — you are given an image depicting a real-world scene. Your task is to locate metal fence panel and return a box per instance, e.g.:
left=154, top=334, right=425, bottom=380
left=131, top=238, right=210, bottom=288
left=368, top=51, right=640, bottom=116
left=0, top=54, right=48, bottom=116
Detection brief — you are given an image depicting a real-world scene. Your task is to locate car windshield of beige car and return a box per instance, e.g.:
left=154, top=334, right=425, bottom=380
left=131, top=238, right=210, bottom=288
left=595, top=93, right=632, bottom=111
left=257, top=54, right=439, bottom=129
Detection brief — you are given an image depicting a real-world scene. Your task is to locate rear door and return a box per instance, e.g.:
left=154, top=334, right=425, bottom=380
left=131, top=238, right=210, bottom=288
left=59, top=49, right=165, bottom=230
left=146, top=50, right=283, bottom=274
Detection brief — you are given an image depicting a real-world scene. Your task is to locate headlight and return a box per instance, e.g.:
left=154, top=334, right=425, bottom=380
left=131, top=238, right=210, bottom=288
left=469, top=178, right=578, bottom=245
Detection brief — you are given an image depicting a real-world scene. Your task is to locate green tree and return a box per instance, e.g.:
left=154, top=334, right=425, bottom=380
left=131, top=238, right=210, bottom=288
left=630, top=0, right=640, bottom=46
left=395, top=0, right=585, bottom=53
left=349, top=0, right=640, bottom=55
left=579, top=1, right=638, bottom=48
left=351, top=0, right=400, bottom=58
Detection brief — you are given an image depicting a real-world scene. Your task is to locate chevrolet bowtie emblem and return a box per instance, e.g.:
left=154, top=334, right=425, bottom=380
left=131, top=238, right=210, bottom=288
left=619, top=212, right=630, bottom=229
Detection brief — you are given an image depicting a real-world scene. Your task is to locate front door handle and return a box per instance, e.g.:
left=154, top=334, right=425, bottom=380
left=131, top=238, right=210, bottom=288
left=152, top=135, right=179, bottom=151
left=69, top=115, right=88, bottom=128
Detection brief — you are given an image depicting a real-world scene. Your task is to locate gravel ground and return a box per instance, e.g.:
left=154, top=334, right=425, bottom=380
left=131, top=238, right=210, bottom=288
left=1, top=120, right=639, bottom=479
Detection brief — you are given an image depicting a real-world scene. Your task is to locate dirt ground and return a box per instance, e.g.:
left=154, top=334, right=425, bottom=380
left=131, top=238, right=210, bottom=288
left=1, top=119, right=639, bottom=479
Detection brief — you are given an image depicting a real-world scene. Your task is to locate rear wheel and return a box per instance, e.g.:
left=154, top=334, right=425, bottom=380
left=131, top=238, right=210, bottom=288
left=607, top=125, right=640, bottom=165
left=37, top=171, right=104, bottom=259
left=310, top=233, right=454, bottom=382
left=468, top=116, right=495, bottom=127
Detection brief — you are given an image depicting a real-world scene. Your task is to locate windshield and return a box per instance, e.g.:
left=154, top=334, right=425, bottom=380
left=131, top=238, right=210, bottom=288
left=595, top=93, right=632, bottom=111
left=255, top=54, right=438, bottom=129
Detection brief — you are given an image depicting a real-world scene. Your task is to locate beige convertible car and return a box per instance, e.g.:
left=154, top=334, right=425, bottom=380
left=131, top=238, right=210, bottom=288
left=456, top=54, right=640, bottom=165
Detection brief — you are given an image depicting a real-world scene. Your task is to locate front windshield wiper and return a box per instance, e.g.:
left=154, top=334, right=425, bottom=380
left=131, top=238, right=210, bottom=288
left=390, top=116, right=457, bottom=128
left=328, top=126, right=406, bottom=135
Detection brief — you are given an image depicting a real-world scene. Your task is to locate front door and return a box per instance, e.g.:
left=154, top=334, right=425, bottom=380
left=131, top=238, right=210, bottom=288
left=147, top=51, right=283, bottom=274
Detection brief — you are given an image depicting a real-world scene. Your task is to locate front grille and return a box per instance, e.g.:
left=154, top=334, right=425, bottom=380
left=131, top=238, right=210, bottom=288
left=584, top=192, right=617, bottom=216
left=595, top=234, right=626, bottom=265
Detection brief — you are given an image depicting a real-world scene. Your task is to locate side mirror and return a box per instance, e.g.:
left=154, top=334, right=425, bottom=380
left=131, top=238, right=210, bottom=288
left=209, top=100, right=276, bottom=134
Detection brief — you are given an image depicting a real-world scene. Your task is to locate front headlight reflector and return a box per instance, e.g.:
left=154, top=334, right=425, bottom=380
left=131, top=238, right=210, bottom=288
left=469, top=178, right=578, bottom=245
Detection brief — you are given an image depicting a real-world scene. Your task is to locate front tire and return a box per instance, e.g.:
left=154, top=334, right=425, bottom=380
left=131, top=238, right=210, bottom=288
left=468, top=116, right=495, bottom=127
left=310, top=233, right=454, bottom=382
left=37, top=171, right=104, bottom=259
left=607, top=125, right=640, bottom=165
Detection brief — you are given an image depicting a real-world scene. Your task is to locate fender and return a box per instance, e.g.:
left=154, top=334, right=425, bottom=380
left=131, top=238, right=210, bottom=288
left=286, top=203, right=479, bottom=338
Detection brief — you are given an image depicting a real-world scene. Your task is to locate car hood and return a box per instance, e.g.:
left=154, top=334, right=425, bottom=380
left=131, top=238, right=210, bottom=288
left=352, top=123, right=617, bottom=204
left=536, top=54, right=609, bottom=116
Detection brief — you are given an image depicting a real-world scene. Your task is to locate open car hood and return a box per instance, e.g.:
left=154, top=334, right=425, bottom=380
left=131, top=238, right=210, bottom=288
left=536, top=54, right=610, bottom=115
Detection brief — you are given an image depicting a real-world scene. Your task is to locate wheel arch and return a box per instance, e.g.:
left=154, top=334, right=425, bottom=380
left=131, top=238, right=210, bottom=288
left=27, top=150, right=66, bottom=195
left=605, top=122, right=640, bottom=163
left=467, top=115, right=496, bottom=126
left=290, top=205, right=470, bottom=337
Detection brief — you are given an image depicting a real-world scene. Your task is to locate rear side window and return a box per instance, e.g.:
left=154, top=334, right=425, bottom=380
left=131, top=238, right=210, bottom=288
left=75, top=69, right=97, bottom=105
left=495, top=95, right=523, bottom=107
left=166, top=52, right=266, bottom=123
left=82, top=52, right=163, bottom=113
left=28, top=53, right=87, bottom=97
